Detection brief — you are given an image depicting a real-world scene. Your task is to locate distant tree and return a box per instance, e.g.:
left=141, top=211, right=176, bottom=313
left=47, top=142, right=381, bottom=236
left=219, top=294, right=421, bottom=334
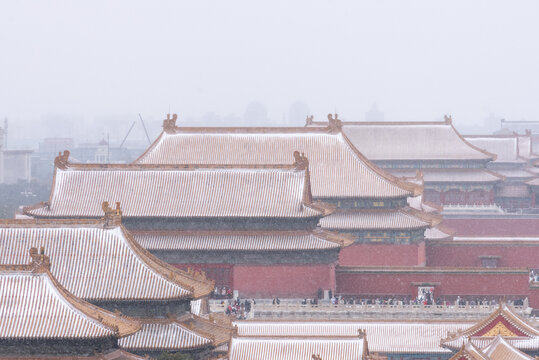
left=0, top=181, right=50, bottom=219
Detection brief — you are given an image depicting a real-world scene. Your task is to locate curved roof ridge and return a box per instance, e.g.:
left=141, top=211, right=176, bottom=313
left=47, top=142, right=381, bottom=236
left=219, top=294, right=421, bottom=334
left=24, top=154, right=323, bottom=219
left=0, top=221, right=202, bottom=301
left=118, top=316, right=213, bottom=351
left=329, top=117, right=497, bottom=161
left=481, top=335, right=534, bottom=359
left=337, top=131, right=421, bottom=196
left=441, top=303, right=539, bottom=351
left=0, top=255, right=140, bottom=339
left=118, top=225, right=215, bottom=298
left=448, top=341, right=490, bottom=360
left=447, top=121, right=497, bottom=161
left=132, top=117, right=418, bottom=199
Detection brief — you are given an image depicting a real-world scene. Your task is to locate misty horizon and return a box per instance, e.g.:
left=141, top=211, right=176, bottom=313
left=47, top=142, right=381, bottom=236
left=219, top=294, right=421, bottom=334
left=2, top=0, right=539, bottom=146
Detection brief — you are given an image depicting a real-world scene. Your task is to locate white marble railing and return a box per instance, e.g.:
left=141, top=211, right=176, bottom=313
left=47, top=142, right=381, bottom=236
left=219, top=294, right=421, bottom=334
left=210, top=301, right=526, bottom=314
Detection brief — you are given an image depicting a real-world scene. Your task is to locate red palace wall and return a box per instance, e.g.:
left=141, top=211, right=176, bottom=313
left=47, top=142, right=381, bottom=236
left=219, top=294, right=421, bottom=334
left=339, top=243, right=426, bottom=267
left=530, top=287, right=539, bottom=309
left=442, top=218, right=539, bottom=236
left=233, top=264, right=335, bottom=298
left=173, top=264, right=233, bottom=289
left=426, top=243, right=539, bottom=268
left=336, top=270, right=531, bottom=303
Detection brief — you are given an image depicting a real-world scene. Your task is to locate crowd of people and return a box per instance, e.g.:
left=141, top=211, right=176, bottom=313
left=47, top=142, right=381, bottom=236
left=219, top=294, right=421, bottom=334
left=292, top=296, right=524, bottom=307
left=223, top=297, right=254, bottom=320
left=213, top=286, right=233, bottom=299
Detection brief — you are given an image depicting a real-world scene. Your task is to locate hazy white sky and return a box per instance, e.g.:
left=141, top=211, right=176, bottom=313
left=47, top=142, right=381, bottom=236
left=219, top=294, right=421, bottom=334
left=1, top=0, right=538, bottom=141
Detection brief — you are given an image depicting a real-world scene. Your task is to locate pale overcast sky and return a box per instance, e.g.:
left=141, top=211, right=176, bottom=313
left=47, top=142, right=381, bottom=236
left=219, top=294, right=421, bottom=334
left=1, top=0, right=538, bottom=142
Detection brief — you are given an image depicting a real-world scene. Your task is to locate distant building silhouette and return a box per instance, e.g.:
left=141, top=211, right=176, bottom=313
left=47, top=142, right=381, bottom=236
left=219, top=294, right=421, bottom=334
left=0, top=122, right=32, bottom=184
left=365, top=102, right=384, bottom=122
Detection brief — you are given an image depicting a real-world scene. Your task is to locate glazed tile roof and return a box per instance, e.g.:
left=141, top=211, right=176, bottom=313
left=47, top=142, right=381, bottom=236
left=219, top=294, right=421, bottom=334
left=0, top=219, right=214, bottom=300
left=25, top=156, right=324, bottom=219
left=391, top=168, right=503, bottom=183
left=133, top=229, right=351, bottom=251
left=442, top=304, right=539, bottom=352
left=181, top=313, right=236, bottom=346
left=451, top=236, right=539, bottom=243
left=0, top=256, right=139, bottom=340
left=313, top=119, right=495, bottom=161
left=526, top=177, right=539, bottom=186
left=119, top=318, right=212, bottom=351
left=318, top=208, right=434, bottom=231
left=450, top=341, right=490, bottom=360
left=235, top=320, right=474, bottom=354
left=516, top=133, right=539, bottom=160
left=481, top=335, right=534, bottom=360
left=119, top=314, right=235, bottom=352
left=229, top=337, right=366, bottom=360
left=134, top=118, right=417, bottom=199
left=424, top=226, right=454, bottom=240
left=494, top=169, right=535, bottom=179
left=465, top=136, right=524, bottom=163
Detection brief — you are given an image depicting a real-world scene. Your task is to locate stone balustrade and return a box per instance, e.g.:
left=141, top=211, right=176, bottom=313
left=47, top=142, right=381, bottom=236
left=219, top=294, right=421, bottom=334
left=210, top=300, right=533, bottom=321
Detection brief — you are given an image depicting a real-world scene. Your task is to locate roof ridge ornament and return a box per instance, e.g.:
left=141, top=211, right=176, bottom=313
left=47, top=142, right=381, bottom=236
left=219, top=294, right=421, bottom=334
left=163, top=113, right=178, bottom=133
left=102, top=201, right=122, bottom=227
left=293, top=151, right=309, bottom=171
left=29, top=247, right=51, bottom=273
left=444, top=114, right=452, bottom=125
left=54, top=150, right=70, bottom=170
left=293, top=151, right=313, bottom=205
left=327, top=113, right=342, bottom=132
left=305, top=115, right=314, bottom=126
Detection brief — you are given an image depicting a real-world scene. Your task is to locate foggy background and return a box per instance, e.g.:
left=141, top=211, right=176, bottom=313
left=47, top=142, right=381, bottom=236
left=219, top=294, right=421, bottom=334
left=1, top=0, right=539, bottom=147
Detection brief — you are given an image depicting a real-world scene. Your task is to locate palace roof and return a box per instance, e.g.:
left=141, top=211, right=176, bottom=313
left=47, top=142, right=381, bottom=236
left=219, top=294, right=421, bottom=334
left=25, top=151, right=327, bottom=219
left=133, top=114, right=418, bottom=199
left=119, top=317, right=212, bottom=352
left=235, top=320, right=474, bottom=354
left=133, top=229, right=353, bottom=252
left=449, top=336, right=534, bottom=360
left=229, top=337, right=367, bottom=360
left=0, top=219, right=214, bottom=300
left=391, top=168, right=504, bottom=184
left=442, top=304, right=539, bottom=352
left=450, top=341, right=491, bottom=360
left=424, top=226, right=454, bottom=241
left=465, top=135, right=526, bottom=164
left=318, top=208, right=437, bottom=231
left=308, top=117, right=495, bottom=161
left=465, top=133, right=539, bottom=164
left=118, top=312, right=234, bottom=353
left=0, top=252, right=139, bottom=340
left=481, top=335, right=535, bottom=360
left=432, top=235, right=539, bottom=246
left=526, top=177, right=539, bottom=187
left=494, top=169, right=535, bottom=180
